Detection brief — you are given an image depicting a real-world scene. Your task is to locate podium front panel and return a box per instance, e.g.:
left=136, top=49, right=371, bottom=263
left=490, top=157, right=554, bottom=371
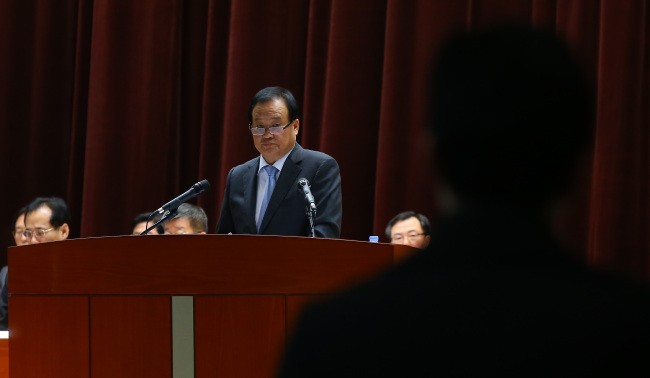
left=8, top=235, right=417, bottom=377
left=90, top=296, right=172, bottom=378
left=10, top=296, right=89, bottom=378
left=194, top=296, right=285, bottom=377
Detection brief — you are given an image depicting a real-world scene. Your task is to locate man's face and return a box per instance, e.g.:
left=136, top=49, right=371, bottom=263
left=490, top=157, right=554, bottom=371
left=164, top=217, right=204, bottom=235
left=13, top=213, right=27, bottom=246
left=24, top=206, right=69, bottom=244
left=390, top=217, right=430, bottom=249
left=132, top=221, right=160, bottom=235
left=251, top=98, right=299, bottom=165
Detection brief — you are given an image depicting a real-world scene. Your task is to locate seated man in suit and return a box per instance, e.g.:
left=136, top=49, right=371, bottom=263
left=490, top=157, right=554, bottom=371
left=0, top=206, right=28, bottom=290
left=0, top=197, right=71, bottom=330
left=10, top=206, right=28, bottom=247
left=164, top=203, right=208, bottom=234
left=216, top=86, right=342, bottom=238
left=278, top=27, right=650, bottom=376
left=23, top=197, right=70, bottom=245
left=0, top=206, right=29, bottom=330
left=385, top=211, right=431, bottom=249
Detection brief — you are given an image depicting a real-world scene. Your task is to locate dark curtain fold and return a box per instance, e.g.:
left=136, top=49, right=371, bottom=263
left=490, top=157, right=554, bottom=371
left=373, top=1, right=469, bottom=238
left=588, top=0, right=650, bottom=276
left=1, top=0, right=649, bottom=280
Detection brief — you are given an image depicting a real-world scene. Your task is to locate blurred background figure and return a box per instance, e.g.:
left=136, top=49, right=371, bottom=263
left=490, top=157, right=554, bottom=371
left=131, top=212, right=164, bottom=235
left=0, top=206, right=28, bottom=291
left=385, top=211, right=431, bottom=249
left=0, top=206, right=26, bottom=329
left=10, top=206, right=28, bottom=248
left=164, top=203, right=208, bottom=234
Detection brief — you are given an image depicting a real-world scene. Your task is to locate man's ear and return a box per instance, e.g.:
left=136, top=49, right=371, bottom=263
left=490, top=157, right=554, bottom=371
left=293, top=119, right=300, bottom=135
left=59, top=223, right=70, bottom=240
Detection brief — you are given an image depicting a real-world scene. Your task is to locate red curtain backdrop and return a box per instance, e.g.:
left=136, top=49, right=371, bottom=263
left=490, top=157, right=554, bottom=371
left=0, top=0, right=648, bottom=279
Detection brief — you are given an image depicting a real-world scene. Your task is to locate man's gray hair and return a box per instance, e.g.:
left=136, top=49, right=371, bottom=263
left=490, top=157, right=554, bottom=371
left=174, top=203, right=208, bottom=233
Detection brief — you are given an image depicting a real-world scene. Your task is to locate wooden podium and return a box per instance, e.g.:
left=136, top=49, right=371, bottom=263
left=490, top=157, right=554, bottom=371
left=8, top=235, right=414, bottom=377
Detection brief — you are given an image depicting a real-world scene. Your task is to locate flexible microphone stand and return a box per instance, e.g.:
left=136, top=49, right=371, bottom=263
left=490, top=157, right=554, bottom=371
left=139, top=179, right=211, bottom=236
left=140, top=209, right=177, bottom=235
left=306, top=207, right=316, bottom=237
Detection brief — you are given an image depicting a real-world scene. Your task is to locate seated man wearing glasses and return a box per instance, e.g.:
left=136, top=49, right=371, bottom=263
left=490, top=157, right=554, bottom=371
left=1, top=206, right=28, bottom=290
left=0, top=206, right=30, bottom=330
left=24, top=196, right=70, bottom=245
left=164, top=203, right=208, bottom=234
left=385, top=211, right=431, bottom=249
left=216, top=86, right=342, bottom=238
left=10, top=206, right=28, bottom=247
left=0, top=197, right=70, bottom=330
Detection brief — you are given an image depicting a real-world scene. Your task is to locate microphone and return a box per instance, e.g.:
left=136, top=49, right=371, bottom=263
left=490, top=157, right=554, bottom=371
left=156, top=179, right=210, bottom=214
left=297, top=178, right=317, bottom=213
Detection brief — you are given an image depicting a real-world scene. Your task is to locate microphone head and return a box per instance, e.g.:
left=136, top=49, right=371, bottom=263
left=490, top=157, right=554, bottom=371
left=194, top=179, right=211, bottom=194
left=297, top=178, right=310, bottom=188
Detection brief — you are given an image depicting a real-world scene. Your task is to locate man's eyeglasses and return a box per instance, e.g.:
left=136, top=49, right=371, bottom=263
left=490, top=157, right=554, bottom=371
left=391, top=233, right=425, bottom=243
left=249, top=120, right=294, bottom=136
left=165, top=227, right=189, bottom=235
left=23, top=227, right=55, bottom=239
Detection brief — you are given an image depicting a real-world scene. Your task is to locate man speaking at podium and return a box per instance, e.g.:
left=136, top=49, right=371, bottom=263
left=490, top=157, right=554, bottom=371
left=216, top=86, right=342, bottom=238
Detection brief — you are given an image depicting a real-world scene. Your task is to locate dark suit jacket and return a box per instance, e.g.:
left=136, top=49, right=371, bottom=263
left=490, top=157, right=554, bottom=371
left=0, top=272, right=7, bottom=331
left=279, top=205, right=650, bottom=377
left=216, top=143, right=342, bottom=238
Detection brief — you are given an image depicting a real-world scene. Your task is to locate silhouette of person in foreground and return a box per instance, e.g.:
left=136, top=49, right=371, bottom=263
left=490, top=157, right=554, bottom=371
left=278, top=26, right=650, bottom=377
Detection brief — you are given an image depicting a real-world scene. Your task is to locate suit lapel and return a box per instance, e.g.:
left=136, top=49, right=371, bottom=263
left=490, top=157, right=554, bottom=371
left=259, top=144, right=303, bottom=233
left=242, top=157, right=260, bottom=232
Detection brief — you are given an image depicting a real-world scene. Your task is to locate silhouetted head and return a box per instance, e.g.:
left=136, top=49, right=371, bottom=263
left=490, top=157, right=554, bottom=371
left=429, top=26, right=592, bottom=207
